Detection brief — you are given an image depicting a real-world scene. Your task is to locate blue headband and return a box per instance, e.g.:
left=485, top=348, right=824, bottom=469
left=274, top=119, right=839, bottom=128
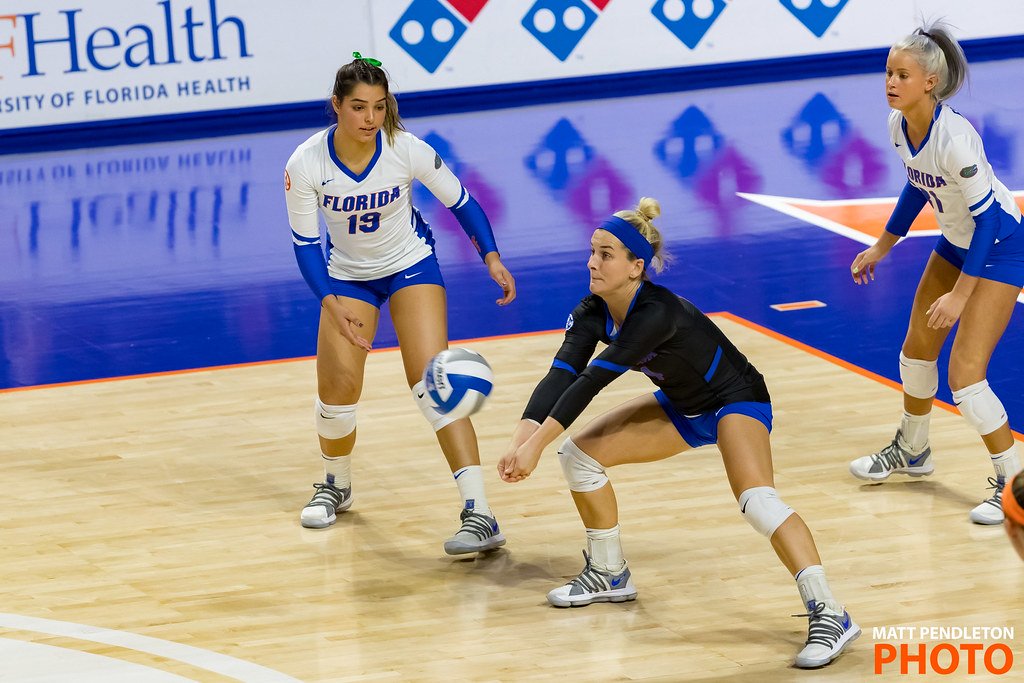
left=598, top=217, right=655, bottom=267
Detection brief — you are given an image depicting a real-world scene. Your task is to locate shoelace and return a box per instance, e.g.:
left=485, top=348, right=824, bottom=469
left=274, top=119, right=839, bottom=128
left=792, top=602, right=847, bottom=648
left=871, top=438, right=908, bottom=471
left=568, top=551, right=612, bottom=594
left=981, top=476, right=1005, bottom=510
left=457, top=509, right=495, bottom=540
left=309, top=482, right=343, bottom=508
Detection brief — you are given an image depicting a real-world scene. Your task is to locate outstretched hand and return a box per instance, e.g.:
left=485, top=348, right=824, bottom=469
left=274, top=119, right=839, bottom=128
left=322, top=295, right=372, bottom=351
left=485, top=254, right=516, bottom=306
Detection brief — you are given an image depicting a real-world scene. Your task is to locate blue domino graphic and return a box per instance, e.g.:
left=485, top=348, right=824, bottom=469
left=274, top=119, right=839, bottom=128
left=522, top=0, right=599, bottom=62
left=390, top=0, right=469, bottom=73
left=651, top=0, right=727, bottom=50
left=779, top=0, right=849, bottom=38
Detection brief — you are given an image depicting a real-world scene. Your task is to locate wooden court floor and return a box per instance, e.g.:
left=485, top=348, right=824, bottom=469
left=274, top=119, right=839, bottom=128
left=1, top=316, right=1021, bottom=682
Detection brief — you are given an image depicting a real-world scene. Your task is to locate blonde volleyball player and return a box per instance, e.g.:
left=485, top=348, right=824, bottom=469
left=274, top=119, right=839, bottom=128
left=848, top=23, right=1023, bottom=524
left=285, top=54, right=515, bottom=554
left=497, top=198, right=859, bottom=669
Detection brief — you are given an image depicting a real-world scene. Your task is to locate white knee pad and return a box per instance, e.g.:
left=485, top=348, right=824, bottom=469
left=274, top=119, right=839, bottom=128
left=557, top=437, right=608, bottom=493
left=412, top=380, right=457, bottom=432
left=900, top=352, right=938, bottom=399
left=738, top=487, right=794, bottom=538
left=953, top=380, right=1008, bottom=435
left=315, top=398, right=356, bottom=440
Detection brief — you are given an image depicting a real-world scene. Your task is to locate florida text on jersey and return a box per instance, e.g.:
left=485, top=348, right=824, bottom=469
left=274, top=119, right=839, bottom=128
left=888, top=104, right=1022, bottom=249
left=285, top=127, right=468, bottom=280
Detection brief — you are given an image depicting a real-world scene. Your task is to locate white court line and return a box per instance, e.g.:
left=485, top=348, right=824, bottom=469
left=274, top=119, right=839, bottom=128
left=0, top=613, right=301, bottom=683
left=737, top=191, right=1024, bottom=304
left=736, top=191, right=940, bottom=246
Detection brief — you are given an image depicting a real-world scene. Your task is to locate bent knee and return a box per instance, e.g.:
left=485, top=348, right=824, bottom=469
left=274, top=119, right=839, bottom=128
left=557, top=437, right=609, bottom=492
left=738, top=487, right=794, bottom=538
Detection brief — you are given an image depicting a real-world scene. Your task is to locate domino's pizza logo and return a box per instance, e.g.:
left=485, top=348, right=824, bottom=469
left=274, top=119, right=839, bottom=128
left=651, top=0, right=727, bottom=50
left=779, top=0, right=849, bottom=38
left=522, top=0, right=612, bottom=62
left=390, top=0, right=490, bottom=73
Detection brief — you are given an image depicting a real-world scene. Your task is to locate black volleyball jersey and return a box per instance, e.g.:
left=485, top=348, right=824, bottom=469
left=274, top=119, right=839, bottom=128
left=523, top=282, right=770, bottom=429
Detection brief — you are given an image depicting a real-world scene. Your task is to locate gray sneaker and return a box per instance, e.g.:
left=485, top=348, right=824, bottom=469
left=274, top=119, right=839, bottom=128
left=849, top=430, right=933, bottom=481
left=793, top=601, right=861, bottom=669
left=970, top=477, right=1005, bottom=525
left=300, top=481, right=353, bottom=529
left=443, top=504, right=506, bottom=555
left=546, top=551, right=637, bottom=607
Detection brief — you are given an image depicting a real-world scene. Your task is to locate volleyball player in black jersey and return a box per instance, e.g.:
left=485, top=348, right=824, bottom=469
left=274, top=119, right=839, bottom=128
left=497, top=198, right=858, bottom=669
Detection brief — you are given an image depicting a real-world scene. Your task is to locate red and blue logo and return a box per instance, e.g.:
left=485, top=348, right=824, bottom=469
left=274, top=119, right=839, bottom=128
left=389, top=0, right=489, bottom=73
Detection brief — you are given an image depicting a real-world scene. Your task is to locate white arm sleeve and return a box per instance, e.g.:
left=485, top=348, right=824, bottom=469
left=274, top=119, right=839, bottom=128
left=407, top=135, right=466, bottom=209
left=284, top=151, right=321, bottom=242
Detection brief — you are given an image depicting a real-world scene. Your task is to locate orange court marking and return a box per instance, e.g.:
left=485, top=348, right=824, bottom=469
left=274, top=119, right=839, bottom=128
left=738, top=191, right=1024, bottom=302
left=5, top=311, right=1021, bottom=443
left=770, top=300, right=827, bottom=311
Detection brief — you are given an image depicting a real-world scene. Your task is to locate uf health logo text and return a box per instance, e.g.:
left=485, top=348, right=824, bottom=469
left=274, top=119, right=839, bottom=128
left=0, top=0, right=252, bottom=78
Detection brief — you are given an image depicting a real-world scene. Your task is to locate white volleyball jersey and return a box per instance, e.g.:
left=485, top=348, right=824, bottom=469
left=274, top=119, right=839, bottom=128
left=888, top=104, right=1021, bottom=249
left=285, top=127, right=466, bottom=280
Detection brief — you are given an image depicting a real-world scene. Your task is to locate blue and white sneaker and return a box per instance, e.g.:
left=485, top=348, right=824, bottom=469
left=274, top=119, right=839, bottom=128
left=443, top=502, right=506, bottom=555
left=547, top=551, right=637, bottom=607
left=850, top=430, right=933, bottom=481
left=793, top=601, right=861, bottom=669
left=300, top=481, right=353, bottom=529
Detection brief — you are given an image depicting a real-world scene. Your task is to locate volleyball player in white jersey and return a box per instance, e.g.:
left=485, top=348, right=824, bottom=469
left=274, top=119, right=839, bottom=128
left=848, top=24, right=1024, bottom=525
left=284, top=54, right=515, bottom=554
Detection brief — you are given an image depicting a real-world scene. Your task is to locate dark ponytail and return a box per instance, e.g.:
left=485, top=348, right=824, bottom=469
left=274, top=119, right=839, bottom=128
left=330, top=57, right=405, bottom=144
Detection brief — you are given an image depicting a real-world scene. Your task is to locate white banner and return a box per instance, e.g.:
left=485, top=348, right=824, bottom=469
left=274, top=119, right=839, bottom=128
left=2, top=0, right=1022, bottom=132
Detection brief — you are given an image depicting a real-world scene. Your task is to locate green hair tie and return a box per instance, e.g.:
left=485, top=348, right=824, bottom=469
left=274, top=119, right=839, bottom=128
left=352, top=51, right=382, bottom=67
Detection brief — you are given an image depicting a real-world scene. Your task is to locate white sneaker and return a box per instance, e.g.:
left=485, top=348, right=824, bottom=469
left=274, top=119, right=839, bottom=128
left=969, top=477, right=1005, bottom=525
left=794, top=602, right=861, bottom=669
left=850, top=430, right=933, bottom=481
left=547, top=551, right=637, bottom=607
left=443, top=504, right=506, bottom=555
left=299, top=482, right=353, bottom=529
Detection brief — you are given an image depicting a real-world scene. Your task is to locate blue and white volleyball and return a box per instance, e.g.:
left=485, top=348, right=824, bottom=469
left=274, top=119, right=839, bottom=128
left=422, top=348, right=494, bottom=421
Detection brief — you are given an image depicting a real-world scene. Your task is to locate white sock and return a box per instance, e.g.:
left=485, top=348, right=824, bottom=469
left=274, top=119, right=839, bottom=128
left=586, top=525, right=625, bottom=572
left=323, top=454, right=351, bottom=489
left=795, top=565, right=841, bottom=614
left=898, top=412, right=930, bottom=453
left=453, top=465, right=490, bottom=516
left=990, top=444, right=1021, bottom=483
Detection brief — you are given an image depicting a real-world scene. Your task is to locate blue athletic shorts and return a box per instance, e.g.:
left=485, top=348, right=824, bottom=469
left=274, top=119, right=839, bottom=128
left=654, top=391, right=773, bottom=449
left=933, top=229, right=1024, bottom=289
left=329, top=254, right=445, bottom=308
